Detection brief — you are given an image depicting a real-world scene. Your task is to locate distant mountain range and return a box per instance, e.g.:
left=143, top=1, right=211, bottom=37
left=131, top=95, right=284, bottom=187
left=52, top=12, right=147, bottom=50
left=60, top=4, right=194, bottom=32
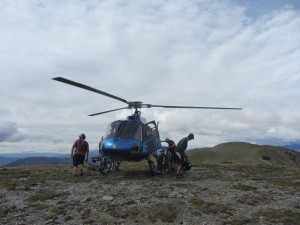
left=2, top=156, right=71, bottom=167
left=0, top=157, right=20, bottom=167
left=0, top=152, right=68, bottom=158
left=282, top=143, right=300, bottom=151
left=0, top=150, right=99, bottom=167
left=0, top=152, right=70, bottom=167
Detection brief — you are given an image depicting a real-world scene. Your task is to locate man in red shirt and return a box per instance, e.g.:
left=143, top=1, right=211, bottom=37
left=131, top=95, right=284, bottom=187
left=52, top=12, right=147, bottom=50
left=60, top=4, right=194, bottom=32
left=71, top=133, right=89, bottom=176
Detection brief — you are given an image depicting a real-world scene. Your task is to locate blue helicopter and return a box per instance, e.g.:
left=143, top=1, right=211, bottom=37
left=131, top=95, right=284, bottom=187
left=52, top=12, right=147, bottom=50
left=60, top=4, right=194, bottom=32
left=53, top=77, right=241, bottom=174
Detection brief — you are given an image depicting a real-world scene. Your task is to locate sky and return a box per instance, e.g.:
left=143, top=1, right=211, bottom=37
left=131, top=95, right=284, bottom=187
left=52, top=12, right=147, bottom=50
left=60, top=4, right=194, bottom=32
left=0, top=0, right=300, bottom=154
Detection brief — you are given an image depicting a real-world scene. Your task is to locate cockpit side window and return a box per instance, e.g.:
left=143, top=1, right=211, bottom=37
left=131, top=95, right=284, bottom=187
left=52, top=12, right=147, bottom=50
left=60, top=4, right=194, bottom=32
left=119, top=122, right=142, bottom=141
left=144, top=121, right=158, bottom=139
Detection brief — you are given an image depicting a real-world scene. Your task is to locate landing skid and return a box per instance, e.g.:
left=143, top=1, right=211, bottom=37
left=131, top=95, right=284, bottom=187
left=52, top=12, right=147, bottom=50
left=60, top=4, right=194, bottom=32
left=148, top=159, right=164, bottom=176
left=87, top=155, right=121, bottom=175
left=86, top=154, right=170, bottom=176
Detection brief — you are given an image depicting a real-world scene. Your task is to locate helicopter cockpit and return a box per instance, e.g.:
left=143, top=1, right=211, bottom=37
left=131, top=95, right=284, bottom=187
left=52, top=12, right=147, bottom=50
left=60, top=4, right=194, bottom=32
left=99, top=119, right=161, bottom=160
left=105, top=120, right=142, bottom=141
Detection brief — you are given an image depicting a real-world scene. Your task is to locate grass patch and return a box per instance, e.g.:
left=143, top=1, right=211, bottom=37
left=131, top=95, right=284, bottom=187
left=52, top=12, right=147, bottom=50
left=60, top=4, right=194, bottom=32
left=260, top=208, right=300, bottom=224
left=294, top=204, right=300, bottom=209
left=125, top=206, right=139, bottom=218
left=43, top=212, right=58, bottom=222
left=50, top=204, right=68, bottom=216
left=232, top=183, right=258, bottom=191
left=148, top=203, right=177, bottom=223
left=189, top=198, right=233, bottom=215
left=105, top=204, right=118, bottom=218
left=80, top=208, right=92, bottom=220
left=25, top=190, right=61, bottom=202
left=223, top=217, right=254, bottom=225
left=27, top=202, right=49, bottom=210
left=268, top=177, right=300, bottom=188
left=236, top=192, right=273, bottom=206
left=187, top=149, right=218, bottom=165
left=0, top=205, right=16, bottom=217
left=0, top=180, right=17, bottom=191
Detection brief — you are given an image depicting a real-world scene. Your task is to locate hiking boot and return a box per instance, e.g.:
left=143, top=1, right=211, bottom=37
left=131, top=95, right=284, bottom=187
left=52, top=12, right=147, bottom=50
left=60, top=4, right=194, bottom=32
left=176, top=174, right=183, bottom=178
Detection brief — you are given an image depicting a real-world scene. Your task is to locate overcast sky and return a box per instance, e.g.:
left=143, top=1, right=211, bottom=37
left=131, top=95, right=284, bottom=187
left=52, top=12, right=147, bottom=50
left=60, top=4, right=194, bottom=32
left=1, top=0, right=300, bottom=154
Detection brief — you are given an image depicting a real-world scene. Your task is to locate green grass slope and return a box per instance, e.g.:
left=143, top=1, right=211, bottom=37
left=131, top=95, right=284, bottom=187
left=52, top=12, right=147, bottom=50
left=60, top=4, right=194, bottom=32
left=187, top=142, right=300, bottom=167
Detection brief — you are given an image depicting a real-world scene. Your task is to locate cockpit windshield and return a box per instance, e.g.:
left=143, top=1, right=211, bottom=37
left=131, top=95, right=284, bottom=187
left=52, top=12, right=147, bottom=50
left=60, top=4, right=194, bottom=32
left=105, top=121, right=121, bottom=138
left=105, top=121, right=142, bottom=141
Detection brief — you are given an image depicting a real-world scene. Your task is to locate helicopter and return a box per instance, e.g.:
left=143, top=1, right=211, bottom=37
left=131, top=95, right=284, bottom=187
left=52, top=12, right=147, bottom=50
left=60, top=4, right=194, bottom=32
left=53, top=77, right=242, bottom=175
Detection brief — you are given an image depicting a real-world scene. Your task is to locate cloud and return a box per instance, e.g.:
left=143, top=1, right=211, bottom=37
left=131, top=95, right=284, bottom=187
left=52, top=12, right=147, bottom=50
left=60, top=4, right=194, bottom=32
left=0, top=0, right=299, bottom=152
left=0, top=121, right=27, bottom=142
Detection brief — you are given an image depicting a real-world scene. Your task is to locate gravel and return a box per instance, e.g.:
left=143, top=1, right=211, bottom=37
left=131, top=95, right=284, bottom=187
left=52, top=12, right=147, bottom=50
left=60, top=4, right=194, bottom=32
left=0, top=164, right=299, bottom=225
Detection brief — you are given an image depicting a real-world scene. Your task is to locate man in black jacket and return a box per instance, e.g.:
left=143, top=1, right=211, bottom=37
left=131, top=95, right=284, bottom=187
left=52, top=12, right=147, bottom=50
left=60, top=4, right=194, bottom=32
left=176, top=133, right=194, bottom=176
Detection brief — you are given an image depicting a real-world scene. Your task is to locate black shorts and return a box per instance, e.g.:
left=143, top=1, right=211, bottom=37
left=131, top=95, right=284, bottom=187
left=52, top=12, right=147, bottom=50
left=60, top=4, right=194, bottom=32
left=171, top=152, right=182, bottom=164
left=73, top=154, right=85, bottom=166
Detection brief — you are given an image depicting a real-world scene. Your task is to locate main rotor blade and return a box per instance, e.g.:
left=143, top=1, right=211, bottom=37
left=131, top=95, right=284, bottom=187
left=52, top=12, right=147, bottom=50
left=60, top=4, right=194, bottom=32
left=52, top=77, right=128, bottom=104
left=149, top=104, right=242, bottom=110
left=88, top=107, right=129, bottom=116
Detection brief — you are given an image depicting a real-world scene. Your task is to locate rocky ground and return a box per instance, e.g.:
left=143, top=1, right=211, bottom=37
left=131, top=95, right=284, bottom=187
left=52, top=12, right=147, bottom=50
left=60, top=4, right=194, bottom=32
left=0, top=162, right=299, bottom=225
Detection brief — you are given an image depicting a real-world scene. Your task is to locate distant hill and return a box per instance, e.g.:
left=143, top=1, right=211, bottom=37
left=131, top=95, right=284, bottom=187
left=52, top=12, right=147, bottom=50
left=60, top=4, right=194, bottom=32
left=3, top=156, right=71, bottom=167
left=282, top=143, right=300, bottom=151
left=0, top=152, right=69, bottom=167
left=0, top=157, right=20, bottom=167
left=1, top=150, right=100, bottom=167
left=187, top=142, right=300, bottom=167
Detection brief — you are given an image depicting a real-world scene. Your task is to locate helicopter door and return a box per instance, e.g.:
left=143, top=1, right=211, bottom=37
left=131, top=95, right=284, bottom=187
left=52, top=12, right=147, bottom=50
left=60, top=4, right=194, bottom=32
left=143, top=121, right=161, bottom=153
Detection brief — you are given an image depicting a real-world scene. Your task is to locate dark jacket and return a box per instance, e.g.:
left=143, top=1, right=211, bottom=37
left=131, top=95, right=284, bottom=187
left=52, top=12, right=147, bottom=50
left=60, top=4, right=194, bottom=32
left=166, top=139, right=176, bottom=152
left=176, top=137, right=188, bottom=153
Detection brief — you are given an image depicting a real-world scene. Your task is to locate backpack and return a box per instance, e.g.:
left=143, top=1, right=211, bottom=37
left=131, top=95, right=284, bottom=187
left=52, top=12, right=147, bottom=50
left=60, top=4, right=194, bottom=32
left=77, top=140, right=87, bottom=152
left=183, top=160, right=192, bottom=171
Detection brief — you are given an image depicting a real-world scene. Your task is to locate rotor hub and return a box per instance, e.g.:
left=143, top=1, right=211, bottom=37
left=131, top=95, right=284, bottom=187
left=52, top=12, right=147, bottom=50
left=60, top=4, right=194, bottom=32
left=128, top=101, right=143, bottom=110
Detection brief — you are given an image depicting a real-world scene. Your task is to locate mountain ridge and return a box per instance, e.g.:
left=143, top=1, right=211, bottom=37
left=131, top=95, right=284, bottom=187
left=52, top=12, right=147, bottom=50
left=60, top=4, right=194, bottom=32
left=2, top=156, right=71, bottom=167
left=187, top=142, right=300, bottom=167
